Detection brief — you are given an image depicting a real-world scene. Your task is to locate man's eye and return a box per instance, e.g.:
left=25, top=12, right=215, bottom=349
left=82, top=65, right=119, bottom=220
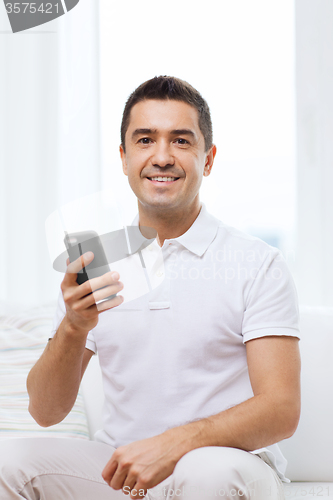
left=176, top=138, right=189, bottom=145
left=138, top=138, right=151, bottom=144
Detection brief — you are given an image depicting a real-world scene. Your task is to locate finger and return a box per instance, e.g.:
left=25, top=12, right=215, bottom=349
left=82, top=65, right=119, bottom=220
left=96, top=295, right=124, bottom=312
left=122, top=476, right=137, bottom=497
left=64, top=252, right=94, bottom=284
left=74, top=273, right=123, bottom=306
left=102, top=458, right=128, bottom=491
left=109, top=467, right=129, bottom=491
left=67, top=251, right=94, bottom=274
left=130, top=484, right=147, bottom=500
left=78, top=287, right=123, bottom=311
left=101, top=459, right=118, bottom=485
left=92, top=282, right=123, bottom=303
left=86, top=271, right=120, bottom=293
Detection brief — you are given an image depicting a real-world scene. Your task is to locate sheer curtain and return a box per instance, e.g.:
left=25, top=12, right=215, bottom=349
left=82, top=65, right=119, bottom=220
left=0, top=0, right=101, bottom=307
left=295, top=0, right=333, bottom=306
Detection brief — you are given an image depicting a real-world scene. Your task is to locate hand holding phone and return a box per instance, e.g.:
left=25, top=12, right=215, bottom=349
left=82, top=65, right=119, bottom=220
left=64, top=231, right=124, bottom=310
left=62, top=252, right=124, bottom=334
left=64, top=230, right=120, bottom=303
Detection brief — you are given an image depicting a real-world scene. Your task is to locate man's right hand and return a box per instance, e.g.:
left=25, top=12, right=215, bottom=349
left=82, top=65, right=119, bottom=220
left=27, top=252, right=124, bottom=427
left=61, top=251, right=124, bottom=335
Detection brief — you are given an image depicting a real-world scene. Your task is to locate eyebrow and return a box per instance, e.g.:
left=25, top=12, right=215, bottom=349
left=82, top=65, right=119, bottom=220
left=171, top=129, right=196, bottom=139
left=131, top=128, right=196, bottom=140
left=131, top=128, right=157, bottom=139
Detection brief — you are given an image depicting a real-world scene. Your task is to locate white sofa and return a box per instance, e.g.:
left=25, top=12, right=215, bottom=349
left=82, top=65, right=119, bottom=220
left=277, top=306, right=333, bottom=498
left=80, top=306, right=333, bottom=499
left=1, top=304, right=333, bottom=498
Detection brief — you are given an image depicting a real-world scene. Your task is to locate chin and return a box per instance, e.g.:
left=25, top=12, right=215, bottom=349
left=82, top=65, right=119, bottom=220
left=140, top=198, right=179, bottom=210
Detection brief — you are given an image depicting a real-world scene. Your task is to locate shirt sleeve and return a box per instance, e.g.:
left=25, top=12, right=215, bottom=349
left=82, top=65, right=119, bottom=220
left=242, top=249, right=300, bottom=343
left=49, top=290, right=97, bottom=354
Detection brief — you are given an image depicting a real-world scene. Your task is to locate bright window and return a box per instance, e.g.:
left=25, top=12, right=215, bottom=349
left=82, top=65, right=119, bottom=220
left=100, top=0, right=296, bottom=265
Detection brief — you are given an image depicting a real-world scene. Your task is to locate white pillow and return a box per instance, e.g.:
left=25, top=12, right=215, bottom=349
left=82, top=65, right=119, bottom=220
left=0, top=305, right=90, bottom=440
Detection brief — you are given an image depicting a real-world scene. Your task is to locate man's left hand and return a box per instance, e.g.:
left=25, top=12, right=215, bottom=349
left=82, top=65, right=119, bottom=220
left=101, top=429, right=187, bottom=499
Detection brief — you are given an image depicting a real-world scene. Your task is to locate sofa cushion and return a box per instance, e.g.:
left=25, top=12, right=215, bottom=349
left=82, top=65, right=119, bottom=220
left=278, top=306, right=333, bottom=481
left=0, top=304, right=90, bottom=440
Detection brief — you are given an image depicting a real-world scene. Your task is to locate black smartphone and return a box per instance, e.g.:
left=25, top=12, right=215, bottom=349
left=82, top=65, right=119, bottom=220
left=64, top=230, right=117, bottom=300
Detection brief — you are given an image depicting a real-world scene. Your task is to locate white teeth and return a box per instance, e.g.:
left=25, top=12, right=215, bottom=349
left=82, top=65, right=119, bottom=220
left=150, top=177, right=177, bottom=182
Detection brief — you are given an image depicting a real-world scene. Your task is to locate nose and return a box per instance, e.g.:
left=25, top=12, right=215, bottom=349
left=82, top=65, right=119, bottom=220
left=151, top=140, right=175, bottom=168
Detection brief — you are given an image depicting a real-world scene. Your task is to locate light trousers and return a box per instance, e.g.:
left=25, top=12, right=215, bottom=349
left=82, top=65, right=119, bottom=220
left=0, top=437, right=285, bottom=500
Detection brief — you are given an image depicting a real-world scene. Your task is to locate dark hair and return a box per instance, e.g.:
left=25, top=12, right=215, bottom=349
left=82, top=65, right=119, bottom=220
left=121, top=76, right=213, bottom=152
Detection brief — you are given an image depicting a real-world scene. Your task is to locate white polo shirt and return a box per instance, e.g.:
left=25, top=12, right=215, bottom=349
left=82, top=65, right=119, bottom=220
left=51, top=203, right=300, bottom=482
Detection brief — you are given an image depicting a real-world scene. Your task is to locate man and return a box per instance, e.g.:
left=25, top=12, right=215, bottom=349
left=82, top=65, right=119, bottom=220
left=0, top=76, right=301, bottom=500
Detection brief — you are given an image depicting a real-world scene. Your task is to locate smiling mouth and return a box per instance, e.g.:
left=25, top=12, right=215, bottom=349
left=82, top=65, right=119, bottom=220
left=147, top=177, right=180, bottom=183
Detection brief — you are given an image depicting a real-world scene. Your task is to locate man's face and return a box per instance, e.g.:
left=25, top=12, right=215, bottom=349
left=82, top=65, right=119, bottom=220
left=120, top=99, right=216, bottom=214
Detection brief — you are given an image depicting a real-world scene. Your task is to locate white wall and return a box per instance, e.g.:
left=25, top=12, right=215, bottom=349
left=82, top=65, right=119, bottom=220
left=295, top=0, right=333, bottom=306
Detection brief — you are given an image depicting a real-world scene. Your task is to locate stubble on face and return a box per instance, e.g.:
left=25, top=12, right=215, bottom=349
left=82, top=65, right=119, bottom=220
left=120, top=99, right=215, bottom=236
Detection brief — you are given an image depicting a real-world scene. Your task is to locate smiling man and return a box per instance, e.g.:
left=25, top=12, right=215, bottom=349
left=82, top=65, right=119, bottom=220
left=120, top=98, right=215, bottom=238
left=0, top=76, right=300, bottom=500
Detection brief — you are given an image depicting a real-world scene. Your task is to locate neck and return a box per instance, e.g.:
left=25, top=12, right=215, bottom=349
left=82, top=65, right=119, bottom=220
left=138, top=200, right=202, bottom=247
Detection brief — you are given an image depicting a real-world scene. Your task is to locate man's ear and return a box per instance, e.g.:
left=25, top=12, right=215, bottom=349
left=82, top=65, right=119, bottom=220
left=203, top=144, right=217, bottom=177
left=119, top=144, right=128, bottom=175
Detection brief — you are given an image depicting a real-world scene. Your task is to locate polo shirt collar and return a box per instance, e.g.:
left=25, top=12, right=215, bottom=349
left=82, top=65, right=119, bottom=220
left=131, top=203, right=220, bottom=257
left=175, top=203, right=220, bottom=256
